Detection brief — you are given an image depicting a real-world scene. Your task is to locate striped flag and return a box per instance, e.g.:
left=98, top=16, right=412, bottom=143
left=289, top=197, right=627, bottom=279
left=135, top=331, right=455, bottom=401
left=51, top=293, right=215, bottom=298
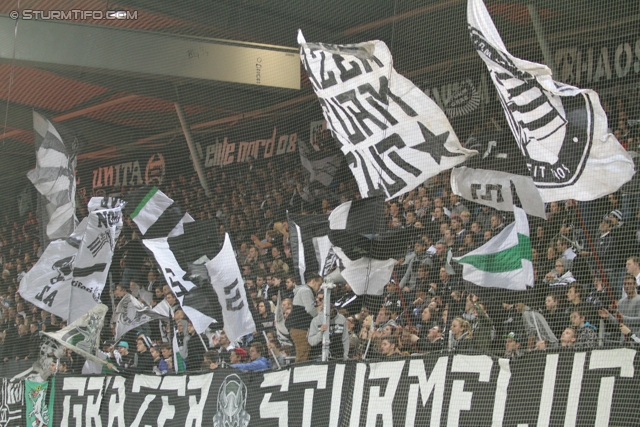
left=453, top=207, right=533, bottom=291
left=126, top=187, right=193, bottom=238
left=28, top=111, right=79, bottom=248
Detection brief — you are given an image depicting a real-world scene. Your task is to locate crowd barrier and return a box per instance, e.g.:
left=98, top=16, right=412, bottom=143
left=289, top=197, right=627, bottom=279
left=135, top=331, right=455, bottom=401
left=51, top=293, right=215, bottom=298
left=6, top=348, right=638, bottom=426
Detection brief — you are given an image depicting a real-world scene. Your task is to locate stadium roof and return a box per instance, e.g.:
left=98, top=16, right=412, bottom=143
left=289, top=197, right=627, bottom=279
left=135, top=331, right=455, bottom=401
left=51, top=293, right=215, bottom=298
left=0, top=0, right=637, bottom=182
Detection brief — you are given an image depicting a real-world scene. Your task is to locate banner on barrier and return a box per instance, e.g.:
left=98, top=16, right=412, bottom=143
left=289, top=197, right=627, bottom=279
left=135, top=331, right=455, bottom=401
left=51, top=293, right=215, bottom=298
left=19, top=349, right=635, bottom=427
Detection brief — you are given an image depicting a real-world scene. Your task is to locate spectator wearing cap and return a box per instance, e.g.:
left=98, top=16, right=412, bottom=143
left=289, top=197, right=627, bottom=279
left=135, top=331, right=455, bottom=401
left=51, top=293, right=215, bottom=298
left=503, top=332, right=522, bottom=359
left=230, top=342, right=271, bottom=372
left=116, top=341, right=136, bottom=369
left=229, top=347, right=247, bottom=365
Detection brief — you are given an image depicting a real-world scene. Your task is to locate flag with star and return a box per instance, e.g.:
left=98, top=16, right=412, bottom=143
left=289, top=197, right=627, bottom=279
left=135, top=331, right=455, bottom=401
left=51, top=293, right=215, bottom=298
left=298, top=30, right=477, bottom=200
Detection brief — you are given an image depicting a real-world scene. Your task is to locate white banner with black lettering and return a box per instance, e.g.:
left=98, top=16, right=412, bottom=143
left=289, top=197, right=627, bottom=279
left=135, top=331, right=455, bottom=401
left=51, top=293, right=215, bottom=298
left=205, top=233, right=255, bottom=343
left=451, top=167, right=547, bottom=219
left=20, top=197, right=124, bottom=323
left=468, top=0, right=634, bottom=202
left=298, top=31, right=477, bottom=200
left=142, top=238, right=216, bottom=334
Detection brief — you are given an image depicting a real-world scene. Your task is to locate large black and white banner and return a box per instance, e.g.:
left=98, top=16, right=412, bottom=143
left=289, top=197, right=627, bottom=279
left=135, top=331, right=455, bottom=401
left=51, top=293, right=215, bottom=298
left=298, top=31, right=476, bottom=200
left=205, top=233, right=256, bottom=343
left=468, top=0, right=634, bottom=203
left=38, top=349, right=640, bottom=427
left=20, top=197, right=124, bottom=323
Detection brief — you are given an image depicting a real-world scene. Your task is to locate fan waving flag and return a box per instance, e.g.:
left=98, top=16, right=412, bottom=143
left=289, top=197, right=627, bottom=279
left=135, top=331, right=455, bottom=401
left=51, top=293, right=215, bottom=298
left=454, top=206, right=533, bottom=291
left=468, top=0, right=634, bottom=202
left=298, top=30, right=476, bottom=200
left=28, top=111, right=79, bottom=248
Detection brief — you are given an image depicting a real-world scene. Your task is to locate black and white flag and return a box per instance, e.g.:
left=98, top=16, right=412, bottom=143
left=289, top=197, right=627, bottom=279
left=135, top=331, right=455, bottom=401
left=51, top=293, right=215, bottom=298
left=28, top=111, right=79, bottom=248
left=20, top=197, right=124, bottom=323
left=143, top=237, right=217, bottom=334
left=468, top=0, right=634, bottom=202
left=290, top=198, right=416, bottom=295
left=205, top=234, right=256, bottom=343
left=287, top=212, right=330, bottom=285
left=113, top=294, right=171, bottom=341
left=298, top=31, right=476, bottom=200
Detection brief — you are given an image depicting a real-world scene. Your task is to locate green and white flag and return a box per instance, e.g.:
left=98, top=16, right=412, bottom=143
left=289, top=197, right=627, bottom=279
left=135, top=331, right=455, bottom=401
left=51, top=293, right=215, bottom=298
left=129, top=187, right=174, bottom=235
left=453, top=206, right=533, bottom=291
left=25, top=378, right=55, bottom=427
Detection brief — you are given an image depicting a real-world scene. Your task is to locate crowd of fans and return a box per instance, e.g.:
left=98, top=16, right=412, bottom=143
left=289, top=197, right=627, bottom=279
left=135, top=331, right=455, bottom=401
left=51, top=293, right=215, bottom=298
left=1, top=102, right=640, bottom=375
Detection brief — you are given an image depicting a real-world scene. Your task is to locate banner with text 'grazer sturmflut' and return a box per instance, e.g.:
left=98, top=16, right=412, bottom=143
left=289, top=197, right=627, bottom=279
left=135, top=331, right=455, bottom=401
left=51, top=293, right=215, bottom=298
left=31, top=349, right=639, bottom=427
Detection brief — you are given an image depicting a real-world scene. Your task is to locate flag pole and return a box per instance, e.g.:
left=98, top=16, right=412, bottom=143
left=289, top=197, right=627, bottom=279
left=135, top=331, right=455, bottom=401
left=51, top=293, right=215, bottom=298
left=321, top=281, right=335, bottom=362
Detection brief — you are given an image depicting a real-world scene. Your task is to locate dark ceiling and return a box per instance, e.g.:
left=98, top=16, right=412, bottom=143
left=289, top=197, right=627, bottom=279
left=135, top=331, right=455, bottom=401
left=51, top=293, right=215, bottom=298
left=0, top=0, right=637, bottom=185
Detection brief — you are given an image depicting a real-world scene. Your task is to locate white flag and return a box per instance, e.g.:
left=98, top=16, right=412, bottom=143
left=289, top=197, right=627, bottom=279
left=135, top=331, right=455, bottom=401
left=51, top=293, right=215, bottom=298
left=453, top=206, right=533, bottom=291
left=451, top=166, right=547, bottom=219
left=332, top=247, right=396, bottom=296
left=468, top=0, right=634, bottom=202
left=205, top=234, right=256, bottom=343
left=20, top=198, right=124, bottom=323
left=298, top=31, right=476, bottom=200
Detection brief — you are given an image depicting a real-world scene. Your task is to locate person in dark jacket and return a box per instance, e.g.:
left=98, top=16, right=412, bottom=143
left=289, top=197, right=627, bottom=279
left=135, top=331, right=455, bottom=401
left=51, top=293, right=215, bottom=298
left=134, top=336, right=156, bottom=373
left=186, top=322, right=207, bottom=371
left=28, top=322, right=41, bottom=360
left=450, top=318, right=475, bottom=353
left=288, top=273, right=323, bottom=363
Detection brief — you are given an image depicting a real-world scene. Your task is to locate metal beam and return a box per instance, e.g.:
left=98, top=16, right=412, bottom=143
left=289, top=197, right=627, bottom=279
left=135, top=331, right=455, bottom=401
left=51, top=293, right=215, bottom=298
left=0, top=16, right=300, bottom=90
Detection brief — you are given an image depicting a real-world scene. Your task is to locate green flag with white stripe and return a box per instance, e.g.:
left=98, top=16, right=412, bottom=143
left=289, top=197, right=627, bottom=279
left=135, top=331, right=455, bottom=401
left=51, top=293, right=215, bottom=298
left=453, top=206, right=533, bottom=291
